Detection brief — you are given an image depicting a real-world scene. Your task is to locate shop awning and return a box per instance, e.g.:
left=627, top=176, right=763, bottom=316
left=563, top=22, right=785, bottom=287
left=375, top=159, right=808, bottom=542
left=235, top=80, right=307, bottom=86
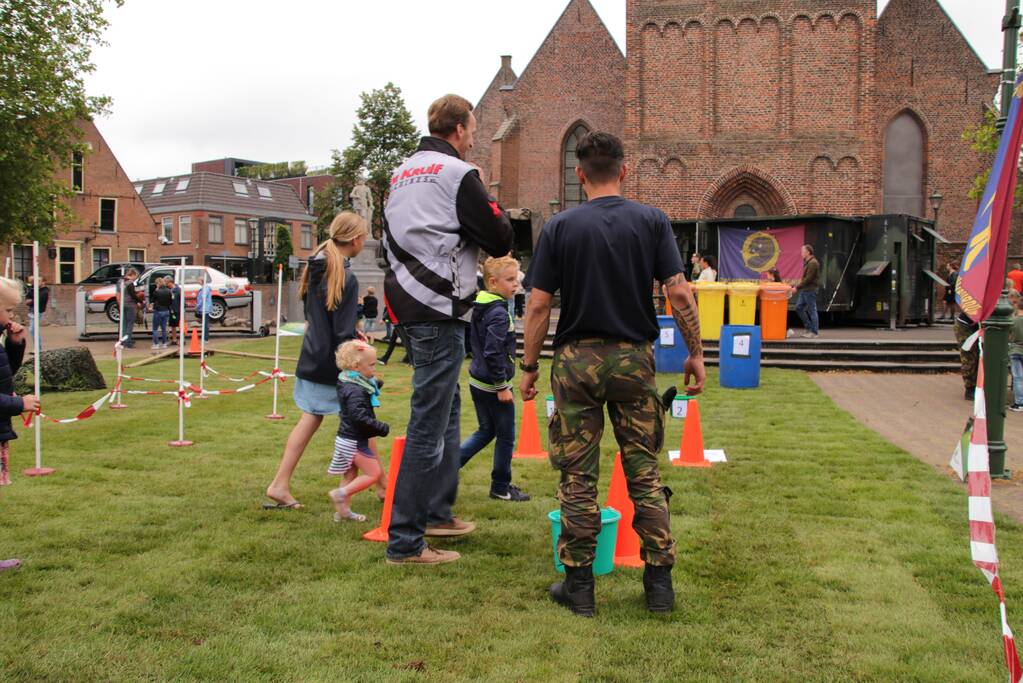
left=856, top=261, right=889, bottom=277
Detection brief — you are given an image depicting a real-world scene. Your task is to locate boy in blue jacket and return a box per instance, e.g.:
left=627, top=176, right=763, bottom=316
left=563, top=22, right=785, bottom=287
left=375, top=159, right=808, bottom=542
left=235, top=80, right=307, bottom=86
left=459, top=256, right=529, bottom=502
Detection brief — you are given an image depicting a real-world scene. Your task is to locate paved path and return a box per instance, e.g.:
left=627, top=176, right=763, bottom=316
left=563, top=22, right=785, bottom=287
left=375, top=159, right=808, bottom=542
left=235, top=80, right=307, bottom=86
left=812, top=372, right=1023, bottom=522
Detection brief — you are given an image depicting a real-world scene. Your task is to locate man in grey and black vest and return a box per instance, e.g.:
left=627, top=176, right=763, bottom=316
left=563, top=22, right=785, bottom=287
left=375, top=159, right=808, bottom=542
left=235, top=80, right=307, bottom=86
left=383, top=94, right=513, bottom=565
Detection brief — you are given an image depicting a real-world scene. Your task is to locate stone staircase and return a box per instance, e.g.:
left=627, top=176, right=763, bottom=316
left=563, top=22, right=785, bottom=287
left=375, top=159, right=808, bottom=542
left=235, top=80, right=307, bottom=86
left=516, top=332, right=960, bottom=374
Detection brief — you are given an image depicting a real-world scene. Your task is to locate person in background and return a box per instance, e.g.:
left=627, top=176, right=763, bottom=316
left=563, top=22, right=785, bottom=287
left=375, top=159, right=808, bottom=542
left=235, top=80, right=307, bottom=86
left=689, top=253, right=702, bottom=281
left=942, top=263, right=959, bottom=320
left=166, top=276, right=181, bottom=345
left=792, top=245, right=820, bottom=339
left=195, top=275, right=213, bottom=342
left=953, top=309, right=980, bottom=401
left=0, top=276, right=42, bottom=570
left=24, top=275, right=49, bottom=350
left=1011, top=297, right=1023, bottom=413
left=119, top=268, right=142, bottom=348
left=1007, top=262, right=1023, bottom=294
left=766, top=269, right=782, bottom=283
left=378, top=296, right=409, bottom=366
left=149, top=277, right=173, bottom=351
left=362, top=287, right=379, bottom=335
left=697, top=255, right=717, bottom=283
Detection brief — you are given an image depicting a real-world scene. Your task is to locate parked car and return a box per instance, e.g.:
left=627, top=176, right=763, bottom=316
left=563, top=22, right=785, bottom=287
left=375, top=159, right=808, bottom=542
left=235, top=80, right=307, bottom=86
left=86, top=265, right=253, bottom=323
left=78, top=262, right=163, bottom=285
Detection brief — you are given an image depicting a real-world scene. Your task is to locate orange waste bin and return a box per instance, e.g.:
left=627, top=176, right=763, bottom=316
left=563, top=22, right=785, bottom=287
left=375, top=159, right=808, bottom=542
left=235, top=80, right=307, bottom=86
left=759, top=283, right=791, bottom=341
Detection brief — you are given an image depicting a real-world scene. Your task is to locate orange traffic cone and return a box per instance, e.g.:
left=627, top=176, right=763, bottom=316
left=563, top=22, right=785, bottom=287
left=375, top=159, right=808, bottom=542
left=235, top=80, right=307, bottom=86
left=675, top=398, right=711, bottom=468
left=606, top=451, right=644, bottom=568
left=513, top=399, right=548, bottom=459
left=186, top=328, right=201, bottom=356
left=363, top=436, right=405, bottom=542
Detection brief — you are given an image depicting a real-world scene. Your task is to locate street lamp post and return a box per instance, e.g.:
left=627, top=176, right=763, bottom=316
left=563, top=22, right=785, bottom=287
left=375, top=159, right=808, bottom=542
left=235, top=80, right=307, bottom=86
left=982, top=0, right=1021, bottom=479
left=929, top=191, right=944, bottom=325
left=929, top=191, right=943, bottom=228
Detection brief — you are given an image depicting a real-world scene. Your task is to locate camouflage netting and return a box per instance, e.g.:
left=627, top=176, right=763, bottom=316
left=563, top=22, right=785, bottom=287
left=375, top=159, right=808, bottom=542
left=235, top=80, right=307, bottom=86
left=14, top=347, right=107, bottom=394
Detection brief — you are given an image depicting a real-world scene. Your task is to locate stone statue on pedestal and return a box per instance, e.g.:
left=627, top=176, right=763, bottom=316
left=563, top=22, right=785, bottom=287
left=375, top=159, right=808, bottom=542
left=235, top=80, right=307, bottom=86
left=350, top=178, right=374, bottom=231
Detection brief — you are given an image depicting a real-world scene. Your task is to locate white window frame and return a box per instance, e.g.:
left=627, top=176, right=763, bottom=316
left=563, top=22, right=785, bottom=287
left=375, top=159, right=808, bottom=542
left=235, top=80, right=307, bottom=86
left=98, top=197, right=117, bottom=232
left=234, top=218, right=248, bottom=245
left=208, top=215, right=223, bottom=244
left=178, top=215, right=192, bottom=243
left=152, top=181, right=166, bottom=196
left=91, top=246, right=111, bottom=272
left=128, top=248, right=147, bottom=263
left=12, top=244, right=32, bottom=281
left=53, top=241, right=81, bottom=284
left=257, top=185, right=272, bottom=200
left=161, top=217, right=173, bottom=242
left=233, top=182, right=248, bottom=196
left=300, top=223, right=313, bottom=250
left=175, top=178, right=190, bottom=193
left=307, top=186, right=315, bottom=207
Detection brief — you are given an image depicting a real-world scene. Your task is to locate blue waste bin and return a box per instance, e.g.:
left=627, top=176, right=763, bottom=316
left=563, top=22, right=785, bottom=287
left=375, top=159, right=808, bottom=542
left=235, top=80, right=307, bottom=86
left=654, top=315, right=690, bottom=373
left=719, top=325, right=761, bottom=389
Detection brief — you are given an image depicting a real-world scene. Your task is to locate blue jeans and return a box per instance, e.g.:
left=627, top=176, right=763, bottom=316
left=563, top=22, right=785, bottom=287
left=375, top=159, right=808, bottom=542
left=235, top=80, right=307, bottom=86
left=28, top=312, right=41, bottom=349
left=459, top=385, right=516, bottom=493
left=152, top=310, right=169, bottom=346
left=1011, top=354, right=1023, bottom=406
left=796, top=290, right=819, bottom=334
left=386, top=321, right=466, bottom=560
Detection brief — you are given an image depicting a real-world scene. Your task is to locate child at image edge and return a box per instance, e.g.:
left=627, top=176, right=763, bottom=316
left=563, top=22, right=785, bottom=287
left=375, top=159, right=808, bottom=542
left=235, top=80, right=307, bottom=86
left=459, top=256, right=530, bottom=502
left=328, top=340, right=388, bottom=522
left=0, top=277, right=42, bottom=571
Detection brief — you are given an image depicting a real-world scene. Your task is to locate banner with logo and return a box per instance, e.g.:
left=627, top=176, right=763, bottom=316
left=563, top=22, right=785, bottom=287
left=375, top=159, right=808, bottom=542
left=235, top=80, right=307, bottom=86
left=956, top=71, right=1023, bottom=322
left=718, top=226, right=805, bottom=281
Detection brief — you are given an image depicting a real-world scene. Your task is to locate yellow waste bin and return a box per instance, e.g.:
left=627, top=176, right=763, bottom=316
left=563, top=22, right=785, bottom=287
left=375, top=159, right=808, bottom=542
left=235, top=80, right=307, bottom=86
left=692, top=282, right=727, bottom=340
left=727, top=283, right=760, bottom=326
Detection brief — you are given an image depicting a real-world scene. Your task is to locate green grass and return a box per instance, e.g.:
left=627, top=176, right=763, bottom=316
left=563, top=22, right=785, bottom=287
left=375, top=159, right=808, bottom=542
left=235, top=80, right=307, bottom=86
left=0, top=336, right=1019, bottom=681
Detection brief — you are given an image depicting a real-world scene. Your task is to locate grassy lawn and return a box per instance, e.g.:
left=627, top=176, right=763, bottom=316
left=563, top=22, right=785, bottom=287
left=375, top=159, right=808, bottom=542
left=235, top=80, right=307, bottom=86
left=0, top=336, right=1019, bottom=682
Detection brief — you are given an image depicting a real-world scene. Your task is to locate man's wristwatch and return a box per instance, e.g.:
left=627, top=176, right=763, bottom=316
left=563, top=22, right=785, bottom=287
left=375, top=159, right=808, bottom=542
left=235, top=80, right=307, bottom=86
left=519, top=360, right=539, bottom=373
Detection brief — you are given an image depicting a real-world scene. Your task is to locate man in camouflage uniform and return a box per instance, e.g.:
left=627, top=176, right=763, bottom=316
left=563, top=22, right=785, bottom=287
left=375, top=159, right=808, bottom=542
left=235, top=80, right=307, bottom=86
left=954, top=310, right=980, bottom=401
left=520, top=132, right=705, bottom=616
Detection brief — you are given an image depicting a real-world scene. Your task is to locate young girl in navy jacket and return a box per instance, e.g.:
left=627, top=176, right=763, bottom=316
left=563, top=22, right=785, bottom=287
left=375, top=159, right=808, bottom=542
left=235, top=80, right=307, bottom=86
left=328, top=340, right=388, bottom=522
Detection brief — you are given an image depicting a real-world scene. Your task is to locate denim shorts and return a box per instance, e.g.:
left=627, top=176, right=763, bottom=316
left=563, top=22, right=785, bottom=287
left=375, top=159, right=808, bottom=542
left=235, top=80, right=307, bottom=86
left=292, top=377, right=340, bottom=416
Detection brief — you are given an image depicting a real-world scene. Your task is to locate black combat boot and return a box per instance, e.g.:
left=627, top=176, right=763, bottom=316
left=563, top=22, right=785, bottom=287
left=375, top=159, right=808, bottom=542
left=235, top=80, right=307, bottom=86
left=550, top=565, right=595, bottom=617
left=643, top=564, right=675, bottom=613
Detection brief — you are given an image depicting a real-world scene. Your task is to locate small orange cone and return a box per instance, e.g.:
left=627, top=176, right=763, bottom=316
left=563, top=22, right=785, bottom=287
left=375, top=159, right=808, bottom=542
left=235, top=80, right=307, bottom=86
left=187, top=328, right=201, bottom=356
left=606, top=451, right=644, bottom=567
left=513, top=399, right=548, bottom=459
left=363, top=436, right=405, bottom=542
left=665, top=298, right=673, bottom=316
left=674, top=398, right=711, bottom=468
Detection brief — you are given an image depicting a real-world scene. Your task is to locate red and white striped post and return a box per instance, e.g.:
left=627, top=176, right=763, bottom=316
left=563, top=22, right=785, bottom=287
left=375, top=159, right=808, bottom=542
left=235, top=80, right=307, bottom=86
left=266, top=263, right=284, bottom=420
left=169, top=258, right=193, bottom=446
left=109, top=278, right=128, bottom=409
left=24, top=242, right=53, bottom=476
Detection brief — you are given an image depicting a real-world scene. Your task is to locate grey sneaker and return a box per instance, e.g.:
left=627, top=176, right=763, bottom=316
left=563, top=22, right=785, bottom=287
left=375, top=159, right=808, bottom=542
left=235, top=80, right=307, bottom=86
left=425, top=517, right=476, bottom=537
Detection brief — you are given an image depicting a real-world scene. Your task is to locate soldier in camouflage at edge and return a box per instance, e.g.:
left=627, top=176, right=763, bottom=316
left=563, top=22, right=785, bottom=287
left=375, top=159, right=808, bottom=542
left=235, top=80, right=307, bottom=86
left=520, top=132, right=705, bottom=617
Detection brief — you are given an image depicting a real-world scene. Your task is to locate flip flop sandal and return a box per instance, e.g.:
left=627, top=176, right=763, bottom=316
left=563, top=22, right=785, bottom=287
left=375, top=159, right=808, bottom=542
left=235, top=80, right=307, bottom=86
left=262, top=501, right=303, bottom=510
left=333, top=510, right=367, bottom=523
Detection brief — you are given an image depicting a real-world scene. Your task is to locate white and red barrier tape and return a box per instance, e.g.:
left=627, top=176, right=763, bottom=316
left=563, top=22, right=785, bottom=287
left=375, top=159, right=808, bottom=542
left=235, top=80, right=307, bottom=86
left=968, top=357, right=1023, bottom=682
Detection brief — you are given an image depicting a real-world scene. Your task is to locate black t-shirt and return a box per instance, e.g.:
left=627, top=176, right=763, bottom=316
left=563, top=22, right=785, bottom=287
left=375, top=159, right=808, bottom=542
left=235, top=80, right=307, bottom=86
left=526, top=196, right=685, bottom=347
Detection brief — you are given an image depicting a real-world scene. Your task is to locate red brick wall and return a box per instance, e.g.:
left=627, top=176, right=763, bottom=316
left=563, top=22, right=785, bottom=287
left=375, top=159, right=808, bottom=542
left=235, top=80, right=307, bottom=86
left=269, top=174, right=335, bottom=212
left=149, top=210, right=317, bottom=267
left=877, top=0, right=1002, bottom=244
left=468, top=0, right=626, bottom=238
left=625, top=1, right=880, bottom=221
left=1, top=120, right=159, bottom=284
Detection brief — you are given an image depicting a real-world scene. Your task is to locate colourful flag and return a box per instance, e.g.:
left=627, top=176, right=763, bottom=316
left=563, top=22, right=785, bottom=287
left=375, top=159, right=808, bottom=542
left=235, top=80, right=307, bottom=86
left=718, top=226, right=805, bottom=281
left=956, top=72, right=1023, bottom=322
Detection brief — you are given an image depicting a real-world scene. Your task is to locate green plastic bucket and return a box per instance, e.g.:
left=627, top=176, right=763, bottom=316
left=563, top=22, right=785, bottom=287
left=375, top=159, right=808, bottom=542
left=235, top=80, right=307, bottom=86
left=548, top=507, right=623, bottom=576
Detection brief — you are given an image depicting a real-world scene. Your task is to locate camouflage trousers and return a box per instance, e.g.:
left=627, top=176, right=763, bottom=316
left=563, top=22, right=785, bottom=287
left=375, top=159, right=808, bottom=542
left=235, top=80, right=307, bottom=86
left=954, top=320, right=979, bottom=391
left=548, top=339, right=675, bottom=568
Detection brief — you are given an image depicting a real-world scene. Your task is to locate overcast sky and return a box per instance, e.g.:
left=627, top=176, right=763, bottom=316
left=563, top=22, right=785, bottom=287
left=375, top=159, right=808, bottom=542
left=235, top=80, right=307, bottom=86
left=83, top=0, right=1005, bottom=181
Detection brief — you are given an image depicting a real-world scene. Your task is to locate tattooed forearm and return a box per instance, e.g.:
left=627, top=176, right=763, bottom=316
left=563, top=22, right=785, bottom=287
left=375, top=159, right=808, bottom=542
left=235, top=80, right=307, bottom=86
left=662, top=272, right=703, bottom=359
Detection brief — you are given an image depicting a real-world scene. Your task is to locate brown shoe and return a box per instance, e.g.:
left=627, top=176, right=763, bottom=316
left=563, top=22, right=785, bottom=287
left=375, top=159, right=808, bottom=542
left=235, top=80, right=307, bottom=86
left=425, top=517, right=476, bottom=537
left=386, top=545, right=461, bottom=565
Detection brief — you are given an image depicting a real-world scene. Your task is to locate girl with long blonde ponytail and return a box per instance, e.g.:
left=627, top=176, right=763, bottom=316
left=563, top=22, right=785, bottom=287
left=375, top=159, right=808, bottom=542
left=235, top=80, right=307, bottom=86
left=265, top=211, right=369, bottom=510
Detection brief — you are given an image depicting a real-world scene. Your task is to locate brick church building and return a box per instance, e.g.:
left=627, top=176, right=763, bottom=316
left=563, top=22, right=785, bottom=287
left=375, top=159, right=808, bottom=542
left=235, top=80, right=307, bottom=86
left=469, top=0, right=1003, bottom=258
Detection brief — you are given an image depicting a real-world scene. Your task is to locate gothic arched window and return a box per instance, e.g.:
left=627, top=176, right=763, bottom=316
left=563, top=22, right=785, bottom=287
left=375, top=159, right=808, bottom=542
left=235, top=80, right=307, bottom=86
left=562, top=123, right=590, bottom=210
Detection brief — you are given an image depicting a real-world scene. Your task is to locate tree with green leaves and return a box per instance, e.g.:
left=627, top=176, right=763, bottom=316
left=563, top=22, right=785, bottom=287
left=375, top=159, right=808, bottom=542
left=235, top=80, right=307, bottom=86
left=330, top=83, right=420, bottom=236
left=0, top=0, right=122, bottom=243
left=962, top=106, right=1023, bottom=208
left=274, top=224, right=294, bottom=280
